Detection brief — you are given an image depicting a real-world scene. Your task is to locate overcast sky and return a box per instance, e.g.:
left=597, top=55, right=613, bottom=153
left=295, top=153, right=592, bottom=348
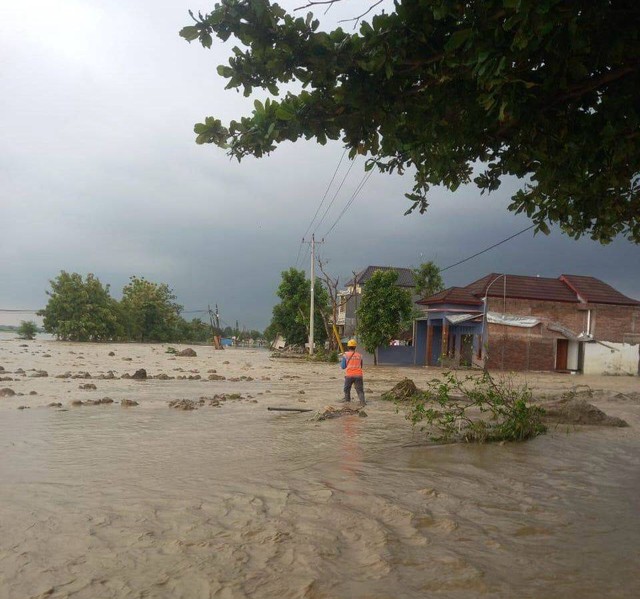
left=1, top=0, right=638, bottom=330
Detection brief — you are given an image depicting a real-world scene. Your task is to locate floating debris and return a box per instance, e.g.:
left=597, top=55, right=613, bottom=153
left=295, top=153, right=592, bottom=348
left=543, top=398, right=629, bottom=427
left=381, top=378, right=420, bottom=402
left=312, top=405, right=368, bottom=421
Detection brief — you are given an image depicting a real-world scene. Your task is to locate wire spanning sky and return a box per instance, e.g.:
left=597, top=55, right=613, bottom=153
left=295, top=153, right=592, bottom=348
left=1, top=0, right=638, bottom=329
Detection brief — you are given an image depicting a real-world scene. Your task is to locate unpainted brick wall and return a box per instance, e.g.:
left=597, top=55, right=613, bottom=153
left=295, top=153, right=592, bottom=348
left=486, top=298, right=640, bottom=341
left=486, top=326, right=555, bottom=371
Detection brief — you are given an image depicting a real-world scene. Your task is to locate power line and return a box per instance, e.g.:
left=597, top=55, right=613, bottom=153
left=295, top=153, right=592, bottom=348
left=312, top=157, right=357, bottom=235
left=440, top=224, right=536, bottom=272
left=0, top=309, right=41, bottom=313
left=323, top=169, right=373, bottom=238
left=302, top=147, right=347, bottom=240
left=294, top=239, right=305, bottom=268
left=294, top=148, right=347, bottom=268
left=299, top=241, right=311, bottom=271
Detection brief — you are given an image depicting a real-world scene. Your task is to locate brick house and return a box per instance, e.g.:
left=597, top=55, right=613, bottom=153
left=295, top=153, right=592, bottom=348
left=335, top=266, right=416, bottom=339
left=413, top=273, right=640, bottom=375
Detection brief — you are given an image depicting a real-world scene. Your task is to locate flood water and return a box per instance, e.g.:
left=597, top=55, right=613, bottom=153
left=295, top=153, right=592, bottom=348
left=1, top=342, right=639, bottom=598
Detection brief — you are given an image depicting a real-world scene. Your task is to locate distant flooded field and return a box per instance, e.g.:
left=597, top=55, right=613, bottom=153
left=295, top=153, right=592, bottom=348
left=1, top=338, right=639, bottom=598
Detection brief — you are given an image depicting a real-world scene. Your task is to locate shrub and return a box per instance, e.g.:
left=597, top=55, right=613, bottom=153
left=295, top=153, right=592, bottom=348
left=403, top=371, right=546, bottom=443
left=17, top=320, right=38, bottom=340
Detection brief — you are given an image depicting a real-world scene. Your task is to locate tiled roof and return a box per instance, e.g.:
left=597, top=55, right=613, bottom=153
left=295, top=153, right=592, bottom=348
left=418, top=287, right=484, bottom=306
left=347, top=266, right=415, bottom=287
left=465, top=273, right=578, bottom=303
left=560, top=275, right=640, bottom=306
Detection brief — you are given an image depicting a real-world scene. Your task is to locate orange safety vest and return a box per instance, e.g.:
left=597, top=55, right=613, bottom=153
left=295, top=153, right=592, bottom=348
left=344, top=351, right=363, bottom=377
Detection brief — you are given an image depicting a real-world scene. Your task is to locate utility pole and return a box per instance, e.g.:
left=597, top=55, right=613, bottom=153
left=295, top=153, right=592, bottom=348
left=303, top=234, right=324, bottom=355
left=209, top=304, right=223, bottom=350
left=310, top=234, right=315, bottom=355
left=353, top=270, right=359, bottom=339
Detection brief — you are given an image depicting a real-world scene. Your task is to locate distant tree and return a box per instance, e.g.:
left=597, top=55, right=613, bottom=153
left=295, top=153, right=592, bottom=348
left=38, top=271, right=122, bottom=341
left=17, top=320, right=38, bottom=340
left=262, top=322, right=278, bottom=343
left=176, top=317, right=213, bottom=343
left=222, top=325, right=234, bottom=338
left=357, top=270, right=413, bottom=365
left=268, top=267, right=329, bottom=347
left=413, top=261, right=445, bottom=299
left=182, top=0, right=640, bottom=243
left=120, top=277, right=183, bottom=342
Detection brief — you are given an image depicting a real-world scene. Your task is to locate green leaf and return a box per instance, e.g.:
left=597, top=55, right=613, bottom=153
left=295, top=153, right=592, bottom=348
left=445, top=29, right=471, bottom=52
left=276, top=105, right=296, bottom=120
left=179, top=26, right=200, bottom=42
left=201, top=32, right=212, bottom=48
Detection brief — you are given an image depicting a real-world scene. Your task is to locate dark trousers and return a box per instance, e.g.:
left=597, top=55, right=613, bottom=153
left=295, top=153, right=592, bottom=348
left=344, top=376, right=365, bottom=403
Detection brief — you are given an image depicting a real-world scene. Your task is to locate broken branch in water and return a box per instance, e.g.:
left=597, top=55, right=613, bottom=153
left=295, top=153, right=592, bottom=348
left=267, top=407, right=314, bottom=413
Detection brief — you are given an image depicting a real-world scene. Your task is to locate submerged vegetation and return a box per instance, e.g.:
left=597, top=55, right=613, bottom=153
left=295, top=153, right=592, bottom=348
left=388, top=372, right=546, bottom=443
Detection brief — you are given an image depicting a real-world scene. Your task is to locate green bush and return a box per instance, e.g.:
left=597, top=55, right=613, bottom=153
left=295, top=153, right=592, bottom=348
left=403, top=371, right=546, bottom=443
left=17, top=320, right=38, bottom=340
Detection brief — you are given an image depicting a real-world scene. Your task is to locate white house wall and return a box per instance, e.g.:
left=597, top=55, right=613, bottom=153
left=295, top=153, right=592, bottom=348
left=567, top=341, right=580, bottom=371
left=583, top=342, right=639, bottom=376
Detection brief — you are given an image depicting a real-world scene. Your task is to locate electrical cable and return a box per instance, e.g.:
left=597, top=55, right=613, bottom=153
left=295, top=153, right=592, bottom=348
left=294, top=148, right=347, bottom=268
left=302, top=147, right=347, bottom=240
left=294, top=239, right=304, bottom=269
left=440, top=224, right=536, bottom=272
left=312, top=157, right=357, bottom=235
left=322, top=169, right=373, bottom=238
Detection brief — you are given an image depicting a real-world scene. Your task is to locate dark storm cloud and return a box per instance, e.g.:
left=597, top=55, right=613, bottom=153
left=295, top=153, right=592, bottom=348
left=1, top=1, right=638, bottom=329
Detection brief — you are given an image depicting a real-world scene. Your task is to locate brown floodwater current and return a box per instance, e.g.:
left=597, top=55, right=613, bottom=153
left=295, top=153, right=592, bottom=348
left=1, top=340, right=639, bottom=598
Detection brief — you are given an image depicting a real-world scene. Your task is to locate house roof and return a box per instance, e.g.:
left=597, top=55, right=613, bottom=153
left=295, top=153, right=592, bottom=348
left=461, top=272, right=639, bottom=306
left=417, top=287, right=484, bottom=306
left=347, top=265, right=415, bottom=287
left=464, top=273, right=579, bottom=303
left=560, top=275, right=640, bottom=306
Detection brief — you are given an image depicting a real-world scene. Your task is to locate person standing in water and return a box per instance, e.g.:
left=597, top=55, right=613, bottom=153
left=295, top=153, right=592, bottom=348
left=340, top=338, right=366, bottom=405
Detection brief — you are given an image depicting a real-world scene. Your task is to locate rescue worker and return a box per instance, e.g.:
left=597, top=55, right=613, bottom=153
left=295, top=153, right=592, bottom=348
left=340, top=339, right=366, bottom=405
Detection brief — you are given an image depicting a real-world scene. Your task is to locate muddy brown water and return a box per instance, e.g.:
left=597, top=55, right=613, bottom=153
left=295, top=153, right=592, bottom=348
left=1, top=338, right=639, bottom=598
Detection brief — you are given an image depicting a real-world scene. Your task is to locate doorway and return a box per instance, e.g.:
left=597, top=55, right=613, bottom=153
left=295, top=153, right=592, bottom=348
left=555, top=339, right=568, bottom=371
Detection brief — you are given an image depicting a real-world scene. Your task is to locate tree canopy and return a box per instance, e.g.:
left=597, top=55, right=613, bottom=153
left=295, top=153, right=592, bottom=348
left=38, top=272, right=122, bottom=341
left=268, top=267, right=329, bottom=346
left=120, top=276, right=183, bottom=343
left=413, top=260, right=445, bottom=298
left=357, top=270, right=413, bottom=362
left=37, top=271, right=255, bottom=344
left=181, top=0, right=640, bottom=243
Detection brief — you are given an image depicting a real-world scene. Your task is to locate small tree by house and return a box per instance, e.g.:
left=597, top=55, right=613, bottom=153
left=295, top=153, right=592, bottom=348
left=413, top=261, right=445, bottom=299
left=268, top=267, right=330, bottom=348
left=357, top=270, right=413, bottom=365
